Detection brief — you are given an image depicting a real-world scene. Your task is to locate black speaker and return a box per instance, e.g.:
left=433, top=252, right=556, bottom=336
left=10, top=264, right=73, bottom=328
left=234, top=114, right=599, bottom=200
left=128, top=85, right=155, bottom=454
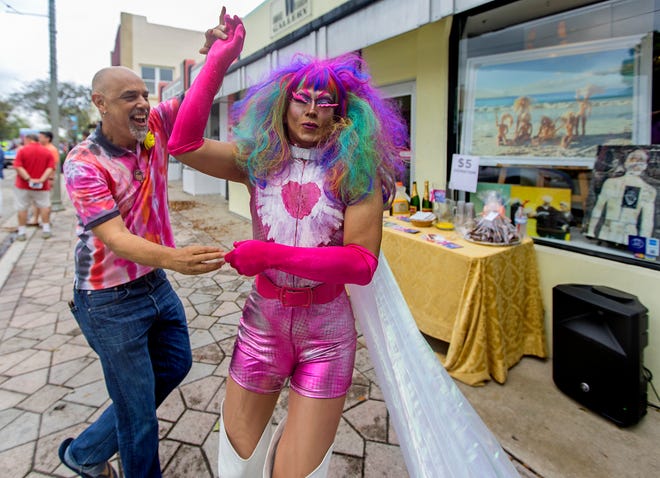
left=552, top=284, right=648, bottom=427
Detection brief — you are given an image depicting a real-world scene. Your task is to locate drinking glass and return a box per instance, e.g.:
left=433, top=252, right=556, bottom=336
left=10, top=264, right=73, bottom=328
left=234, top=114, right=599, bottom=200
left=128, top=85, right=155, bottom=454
left=453, top=200, right=466, bottom=228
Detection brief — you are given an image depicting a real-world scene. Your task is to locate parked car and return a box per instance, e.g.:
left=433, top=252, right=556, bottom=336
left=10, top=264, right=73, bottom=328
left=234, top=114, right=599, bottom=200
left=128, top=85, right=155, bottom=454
left=3, top=148, right=17, bottom=168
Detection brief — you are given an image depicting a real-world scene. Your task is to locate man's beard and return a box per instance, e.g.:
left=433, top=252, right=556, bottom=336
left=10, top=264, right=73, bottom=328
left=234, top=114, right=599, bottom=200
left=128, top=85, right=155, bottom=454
left=129, top=123, right=148, bottom=143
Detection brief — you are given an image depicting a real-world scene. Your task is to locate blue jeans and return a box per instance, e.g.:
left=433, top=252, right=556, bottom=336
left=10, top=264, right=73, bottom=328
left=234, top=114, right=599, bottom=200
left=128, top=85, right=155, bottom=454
left=68, top=269, right=192, bottom=478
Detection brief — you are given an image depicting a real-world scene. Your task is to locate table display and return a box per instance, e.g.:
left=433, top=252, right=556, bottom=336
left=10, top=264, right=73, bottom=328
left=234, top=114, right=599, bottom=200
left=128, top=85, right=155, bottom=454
left=381, top=216, right=547, bottom=385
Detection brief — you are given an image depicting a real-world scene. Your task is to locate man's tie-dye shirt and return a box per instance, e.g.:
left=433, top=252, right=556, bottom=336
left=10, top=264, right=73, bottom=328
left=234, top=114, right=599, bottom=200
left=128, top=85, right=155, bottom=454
left=64, top=98, right=180, bottom=290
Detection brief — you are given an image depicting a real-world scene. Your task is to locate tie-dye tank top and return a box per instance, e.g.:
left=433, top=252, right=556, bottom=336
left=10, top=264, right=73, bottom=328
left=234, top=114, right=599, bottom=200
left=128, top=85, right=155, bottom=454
left=250, top=151, right=346, bottom=289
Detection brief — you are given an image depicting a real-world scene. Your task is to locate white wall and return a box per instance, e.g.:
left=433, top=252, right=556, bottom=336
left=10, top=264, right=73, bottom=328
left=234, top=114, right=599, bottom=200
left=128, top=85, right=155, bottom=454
left=124, top=13, right=207, bottom=103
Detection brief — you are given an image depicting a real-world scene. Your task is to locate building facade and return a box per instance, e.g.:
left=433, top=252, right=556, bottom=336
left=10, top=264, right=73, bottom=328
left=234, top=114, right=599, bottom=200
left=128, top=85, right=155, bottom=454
left=162, top=0, right=660, bottom=385
left=111, top=12, right=207, bottom=105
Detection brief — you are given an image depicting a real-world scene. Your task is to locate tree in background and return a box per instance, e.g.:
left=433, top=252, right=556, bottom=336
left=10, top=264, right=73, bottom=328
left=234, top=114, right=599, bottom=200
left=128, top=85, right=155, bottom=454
left=10, top=79, right=95, bottom=143
left=0, top=99, right=29, bottom=141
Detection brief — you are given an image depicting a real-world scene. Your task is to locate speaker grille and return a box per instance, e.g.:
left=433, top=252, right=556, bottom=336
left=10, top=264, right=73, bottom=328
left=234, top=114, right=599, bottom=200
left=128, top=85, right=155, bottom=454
left=553, top=284, right=648, bottom=427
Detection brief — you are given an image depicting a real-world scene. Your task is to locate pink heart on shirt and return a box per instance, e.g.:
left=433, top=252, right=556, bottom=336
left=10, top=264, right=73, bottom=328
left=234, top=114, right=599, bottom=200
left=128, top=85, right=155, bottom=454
left=282, top=181, right=321, bottom=219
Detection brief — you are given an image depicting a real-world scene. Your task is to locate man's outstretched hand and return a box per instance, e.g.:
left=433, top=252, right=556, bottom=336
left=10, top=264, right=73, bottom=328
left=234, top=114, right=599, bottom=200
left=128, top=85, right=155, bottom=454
left=199, top=6, right=245, bottom=56
left=166, top=245, right=226, bottom=275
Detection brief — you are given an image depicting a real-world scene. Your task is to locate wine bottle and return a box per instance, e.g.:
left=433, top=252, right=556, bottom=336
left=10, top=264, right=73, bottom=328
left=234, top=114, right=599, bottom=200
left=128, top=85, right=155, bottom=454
left=422, top=180, right=433, bottom=212
left=409, top=181, right=420, bottom=214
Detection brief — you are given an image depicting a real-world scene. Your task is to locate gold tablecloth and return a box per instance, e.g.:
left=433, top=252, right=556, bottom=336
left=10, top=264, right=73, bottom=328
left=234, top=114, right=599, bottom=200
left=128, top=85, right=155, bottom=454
left=381, top=218, right=547, bottom=385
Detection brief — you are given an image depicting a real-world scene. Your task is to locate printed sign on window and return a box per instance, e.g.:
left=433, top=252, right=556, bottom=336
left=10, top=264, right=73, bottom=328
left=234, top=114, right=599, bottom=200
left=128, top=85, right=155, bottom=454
left=449, top=154, right=480, bottom=192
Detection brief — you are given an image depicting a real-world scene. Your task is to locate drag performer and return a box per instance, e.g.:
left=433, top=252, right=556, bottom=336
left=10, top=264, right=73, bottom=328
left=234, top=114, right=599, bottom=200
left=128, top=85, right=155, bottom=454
left=167, top=8, right=407, bottom=478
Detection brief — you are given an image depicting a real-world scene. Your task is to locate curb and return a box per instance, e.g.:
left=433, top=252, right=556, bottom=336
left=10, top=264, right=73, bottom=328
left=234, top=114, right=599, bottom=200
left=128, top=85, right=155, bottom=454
left=0, top=225, right=31, bottom=290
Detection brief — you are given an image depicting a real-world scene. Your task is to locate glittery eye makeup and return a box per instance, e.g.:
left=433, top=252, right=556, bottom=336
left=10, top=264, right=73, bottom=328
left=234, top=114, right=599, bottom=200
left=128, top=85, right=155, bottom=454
left=317, top=100, right=339, bottom=108
left=291, top=91, right=310, bottom=104
left=291, top=90, right=338, bottom=109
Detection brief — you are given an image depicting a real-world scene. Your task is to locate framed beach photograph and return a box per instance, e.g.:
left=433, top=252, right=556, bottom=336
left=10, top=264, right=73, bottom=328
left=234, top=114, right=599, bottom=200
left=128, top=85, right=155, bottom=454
left=460, top=35, right=652, bottom=167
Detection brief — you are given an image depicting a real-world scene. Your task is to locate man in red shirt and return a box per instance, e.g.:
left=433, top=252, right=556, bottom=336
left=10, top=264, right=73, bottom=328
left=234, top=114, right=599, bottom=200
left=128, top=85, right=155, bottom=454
left=26, top=130, right=62, bottom=226
left=13, top=134, right=55, bottom=240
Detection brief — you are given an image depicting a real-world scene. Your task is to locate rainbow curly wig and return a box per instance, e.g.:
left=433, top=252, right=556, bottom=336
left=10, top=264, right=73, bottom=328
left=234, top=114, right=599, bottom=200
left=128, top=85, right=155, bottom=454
left=231, top=53, right=408, bottom=207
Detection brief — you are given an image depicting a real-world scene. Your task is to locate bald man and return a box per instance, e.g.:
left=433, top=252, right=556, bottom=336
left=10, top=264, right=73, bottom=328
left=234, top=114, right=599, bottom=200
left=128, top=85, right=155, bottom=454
left=59, top=61, right=226, bottom=476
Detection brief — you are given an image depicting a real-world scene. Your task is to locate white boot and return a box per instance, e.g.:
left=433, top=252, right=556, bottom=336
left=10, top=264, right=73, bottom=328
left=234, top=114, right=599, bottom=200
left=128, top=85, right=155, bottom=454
left=262, top=417, right=286, bottom=478
left=305, top=442, right=333, bottom=478
left=262, top=417, right=334, bottom=478
left=218, top=401, right=273, bottom=478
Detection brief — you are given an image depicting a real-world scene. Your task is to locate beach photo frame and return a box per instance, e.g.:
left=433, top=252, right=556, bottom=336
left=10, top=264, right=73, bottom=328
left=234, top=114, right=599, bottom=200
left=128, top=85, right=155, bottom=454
left=460, top=34, right=652, bottom=167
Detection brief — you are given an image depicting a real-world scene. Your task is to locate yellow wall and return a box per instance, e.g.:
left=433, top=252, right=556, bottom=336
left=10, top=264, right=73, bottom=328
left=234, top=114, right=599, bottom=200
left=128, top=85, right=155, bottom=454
left=119, top=12, right=133, bottom=69
left=228, top=182, right=251, bottom=217
left=415, top=20, right=452, bottom=191
left=536, top=245, right=660, bottom=379
left=363, top=18, right=452, bottom=190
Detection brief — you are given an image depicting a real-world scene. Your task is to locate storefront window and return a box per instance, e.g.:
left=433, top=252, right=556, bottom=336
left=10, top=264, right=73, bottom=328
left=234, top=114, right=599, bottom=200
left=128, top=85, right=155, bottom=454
left=381, top=82, right=414, bottom=195
left=453, top=0, right=660, bottom=269
left=390, top=94, right=412, bottom=193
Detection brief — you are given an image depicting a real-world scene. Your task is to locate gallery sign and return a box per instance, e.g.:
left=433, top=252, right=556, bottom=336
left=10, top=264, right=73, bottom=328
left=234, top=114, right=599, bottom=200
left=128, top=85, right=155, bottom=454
left=270, top=0, right=312, bottom=37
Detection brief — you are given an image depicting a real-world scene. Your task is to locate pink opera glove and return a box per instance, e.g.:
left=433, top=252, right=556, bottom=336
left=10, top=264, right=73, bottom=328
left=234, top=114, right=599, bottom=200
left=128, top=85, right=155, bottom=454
left=224, top=241, right=379, bottom=286
left=168, top=14, right=246, bottom=155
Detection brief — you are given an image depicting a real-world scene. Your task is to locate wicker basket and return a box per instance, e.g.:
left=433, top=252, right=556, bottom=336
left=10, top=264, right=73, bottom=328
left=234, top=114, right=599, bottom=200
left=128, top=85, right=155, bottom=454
left=410, top=219, right=434, bottom=228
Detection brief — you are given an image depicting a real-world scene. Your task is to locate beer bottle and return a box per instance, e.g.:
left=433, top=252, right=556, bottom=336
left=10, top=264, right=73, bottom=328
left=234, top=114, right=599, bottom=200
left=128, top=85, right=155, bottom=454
left=422, top=180, right=433, bottom=212
left=409, top=181, right=420, bottom=214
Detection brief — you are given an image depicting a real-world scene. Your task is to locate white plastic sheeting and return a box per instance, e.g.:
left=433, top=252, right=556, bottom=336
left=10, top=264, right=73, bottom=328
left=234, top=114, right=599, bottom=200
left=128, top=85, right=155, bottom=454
left=347, top=254, right=519, bottom=478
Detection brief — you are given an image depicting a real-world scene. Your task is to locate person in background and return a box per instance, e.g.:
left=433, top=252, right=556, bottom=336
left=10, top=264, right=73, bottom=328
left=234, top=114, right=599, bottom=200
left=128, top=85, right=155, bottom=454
left=168, top=8, right=407, bottom=478
left=0, top=147, right=4, bottom=218
left=534, top=195, right=570, bottom=240
left=13, top=134, right=54, bottom=240
left=26, top=130, right=61, bottom=227
left=58, top=19, right=228, bottom=478
left=39, top=131, right=60, bottom=182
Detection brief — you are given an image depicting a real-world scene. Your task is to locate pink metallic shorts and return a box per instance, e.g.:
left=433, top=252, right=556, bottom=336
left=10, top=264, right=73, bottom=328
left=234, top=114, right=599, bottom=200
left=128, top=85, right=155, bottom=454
left=229, top=286, right=357, bottom=399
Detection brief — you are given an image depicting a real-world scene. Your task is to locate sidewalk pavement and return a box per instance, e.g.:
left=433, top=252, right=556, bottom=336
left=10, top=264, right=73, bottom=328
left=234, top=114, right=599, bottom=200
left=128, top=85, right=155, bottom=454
left=0, top=171, right=413, bottom=478
left=0, top=170, right=535, bottom=477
